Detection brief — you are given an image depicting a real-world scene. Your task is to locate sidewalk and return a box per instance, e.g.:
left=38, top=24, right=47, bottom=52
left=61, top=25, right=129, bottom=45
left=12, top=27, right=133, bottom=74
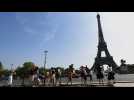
left=114, top=81, right=134, bottom=87
left=57, top=81, right=134, bottom=87
left=1, top=80, right=134, bottom=87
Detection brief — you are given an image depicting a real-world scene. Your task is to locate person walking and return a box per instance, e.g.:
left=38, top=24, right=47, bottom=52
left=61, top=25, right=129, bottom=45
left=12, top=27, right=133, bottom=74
left=89, top=70, right=93, bottom=82
left=50, top=68, right=56, bottom=86
left=31, top=66, right=41, bottom=87
left=96, top=66, right=104, bottom=85
left=80, top=66, right=88, bottom=86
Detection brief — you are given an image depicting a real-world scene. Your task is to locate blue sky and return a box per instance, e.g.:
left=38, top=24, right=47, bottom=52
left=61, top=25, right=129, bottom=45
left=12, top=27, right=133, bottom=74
left=0, top=12, right=133, bottom=69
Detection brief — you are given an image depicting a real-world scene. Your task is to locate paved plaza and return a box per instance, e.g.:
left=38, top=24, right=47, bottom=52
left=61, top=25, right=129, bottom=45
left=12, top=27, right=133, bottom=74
left=0, top=74, right=134, bottom=87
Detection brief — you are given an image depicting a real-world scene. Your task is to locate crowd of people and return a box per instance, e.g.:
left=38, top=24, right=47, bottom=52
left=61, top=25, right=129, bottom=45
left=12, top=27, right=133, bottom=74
left=95, top=65, right=115, bottom=85
left=6, top=64, right=116, bottom=87
left=30, top=66, right=62, bottom=87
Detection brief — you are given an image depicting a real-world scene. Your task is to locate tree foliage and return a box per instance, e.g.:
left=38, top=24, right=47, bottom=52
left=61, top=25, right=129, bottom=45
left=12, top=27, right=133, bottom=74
left=2, top=69, right=10, bottom=77
left=0, top=62, right=4, bottom=77
left=0, top=62, right=3, bottom=70
left=15, top=62, right=35, bottom=79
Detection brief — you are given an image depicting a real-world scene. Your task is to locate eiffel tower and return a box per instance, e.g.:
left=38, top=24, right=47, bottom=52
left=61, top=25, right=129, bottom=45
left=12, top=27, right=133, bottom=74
left=91, top=13, right=118, bottom=72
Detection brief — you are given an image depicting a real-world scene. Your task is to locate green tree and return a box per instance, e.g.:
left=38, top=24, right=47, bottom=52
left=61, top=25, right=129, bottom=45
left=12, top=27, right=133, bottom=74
left=0, top=62, right=4, bottom=77
left=23, top=62, right=35, bottom=71
left=0, top=62, right=3, bottom=70
left=0, top=62, right=13, bottom=78
left=22, top=62, right=35, bottom=77
left=15, top=62, right=35, bottom=85
left=15, top=66, right=24, bottom=78
left=15, top=66, right=26, bottom=85
left=2, top=69, right=10, bottom=77
left=39, top=67, right=45, bottom=75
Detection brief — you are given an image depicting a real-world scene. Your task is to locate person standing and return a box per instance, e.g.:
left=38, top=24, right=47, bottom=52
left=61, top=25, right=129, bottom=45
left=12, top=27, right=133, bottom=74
left=55, top=68, right=62, bottom=86
left=107, top=67, right=115, bottom=86
left=45, top=71, right=50, bottom=86
left=31, top=66, right=40, bottom=86
left=80, top=66, right=84, bottom=85
left=80, top=66, right=88, bottom=86
left=89, top=70, right=93, bottom=82
left=96, top=66, right=104, bottom=85
left=49, top=68, right=56, bottom=86
left=67, top=64, right=74, bottom=86
left=30, top=66, right=35, bottom=85
left=8, top=72, right=13, bottom=86
left=36, top=67, right=41, bottom=85
left=83, top=67, right=88, bottom=86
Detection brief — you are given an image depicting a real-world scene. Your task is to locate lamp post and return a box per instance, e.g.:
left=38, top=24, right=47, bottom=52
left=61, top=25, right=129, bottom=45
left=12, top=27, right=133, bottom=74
left=10, top=64, right=13, bottom=72
left=44, top=50, right=48, bottom=71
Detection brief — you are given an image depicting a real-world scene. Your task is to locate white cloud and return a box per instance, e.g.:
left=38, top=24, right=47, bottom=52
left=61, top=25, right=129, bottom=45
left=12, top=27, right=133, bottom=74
left=39, top=24, right=59, bottom=49
left=15, top=13, right=59, bottom=47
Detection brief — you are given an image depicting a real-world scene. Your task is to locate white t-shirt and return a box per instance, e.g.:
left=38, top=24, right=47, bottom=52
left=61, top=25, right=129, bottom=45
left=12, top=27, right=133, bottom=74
left=84, top=69, right=87, bottom=75
left=90, top=71, right=93, bottom=75
left=58, top=69, right=61, bottom=75
left=8, top=75, right=13, bottom=85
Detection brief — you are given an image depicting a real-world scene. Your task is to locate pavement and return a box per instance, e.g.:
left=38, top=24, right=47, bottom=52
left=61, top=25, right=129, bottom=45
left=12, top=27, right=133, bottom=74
left=2, top=81, right=134, bottom=87
left=1, top=75, right=134, bottom=87
left=114, top=82, right=134, bottom=87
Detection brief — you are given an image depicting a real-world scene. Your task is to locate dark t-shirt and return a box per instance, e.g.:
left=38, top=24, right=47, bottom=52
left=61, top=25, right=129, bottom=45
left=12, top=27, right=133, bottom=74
left=108, top=71, right=115, bottom=80
left=52, top=70, right=55, bottom=74
left=31, top=67, right=39, bottom=75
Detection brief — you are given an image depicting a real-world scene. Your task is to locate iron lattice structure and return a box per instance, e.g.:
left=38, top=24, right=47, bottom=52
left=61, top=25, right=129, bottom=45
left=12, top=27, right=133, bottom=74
left=91, top=13, right=119, bottom=73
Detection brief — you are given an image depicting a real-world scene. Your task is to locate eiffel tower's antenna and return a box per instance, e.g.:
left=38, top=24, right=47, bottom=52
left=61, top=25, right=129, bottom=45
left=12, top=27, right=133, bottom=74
left=96, top=12, right=100, bottom=17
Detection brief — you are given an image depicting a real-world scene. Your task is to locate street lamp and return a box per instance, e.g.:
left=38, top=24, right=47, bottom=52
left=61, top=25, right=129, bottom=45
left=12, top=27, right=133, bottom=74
left=44, top=50, right=48, bottom=70
left=10, top=64, right=13, bottom=72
